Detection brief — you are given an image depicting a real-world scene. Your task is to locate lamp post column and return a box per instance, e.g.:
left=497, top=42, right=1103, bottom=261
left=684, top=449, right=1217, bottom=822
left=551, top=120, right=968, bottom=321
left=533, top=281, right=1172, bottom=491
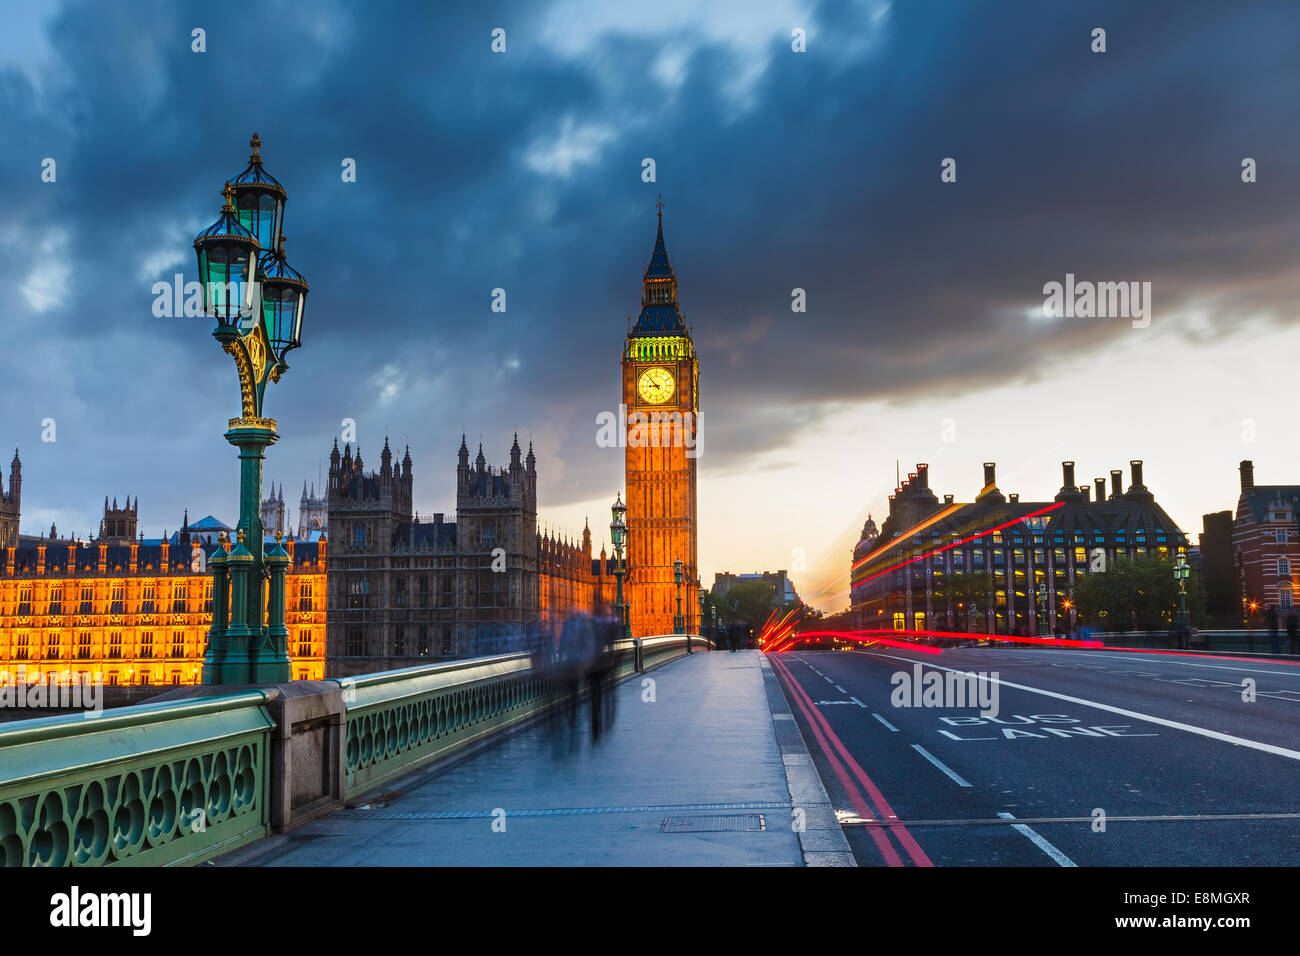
left=674, top=558, right=684, bottom=637
left=259, top=533, right=291, bottom=682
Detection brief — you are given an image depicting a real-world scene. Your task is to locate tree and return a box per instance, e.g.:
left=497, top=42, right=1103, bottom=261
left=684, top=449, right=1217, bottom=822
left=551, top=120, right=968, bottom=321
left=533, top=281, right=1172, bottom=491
left=722, top=581, right=777, bottom=636
left=936, top=571, right=995, bottom=631
left=1072, top=553, right=1207, bottom=632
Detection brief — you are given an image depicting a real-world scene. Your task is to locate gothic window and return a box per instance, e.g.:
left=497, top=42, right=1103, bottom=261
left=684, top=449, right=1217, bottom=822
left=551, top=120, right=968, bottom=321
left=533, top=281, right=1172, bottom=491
left=46, top=633, right=60, bottom=660
left=79, top=586, right=93, bottom=615
left=108, top=631, right=123, bottom=659
left=297, top=630, right=312, bottom=659
left=395, top=577, right=408, bottom=608
left=110, top=583, right=125, bottom=614
left=172, top=582, right=187, bottom=613
left=17, top=586, right=31, bottom=616
left=299, top=580, right=314, bottom=611
left=14, top=633, right=28, bottom=660
left=348, top=578, right=370, bottom=609
left=393, top=627, right=406, bottom=656
left=353, top=524, right=367, bottom=550
left=140, top=583, right=155, bottom=614
left=47, top=586, right=62, bottom=615
left=170, top=631, right=185, bottom=659
left=204, top=583, right=213, bottom=613
left=141, top=631, right=154, bottom=659
left=77, top=631, right=91, bottom=660
left=346, top=626, right=364, bottom=656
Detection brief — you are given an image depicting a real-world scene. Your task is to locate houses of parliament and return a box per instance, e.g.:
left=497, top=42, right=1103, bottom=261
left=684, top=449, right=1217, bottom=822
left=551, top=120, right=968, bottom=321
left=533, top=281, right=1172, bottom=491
left=0, top=210, right=702, bottom=685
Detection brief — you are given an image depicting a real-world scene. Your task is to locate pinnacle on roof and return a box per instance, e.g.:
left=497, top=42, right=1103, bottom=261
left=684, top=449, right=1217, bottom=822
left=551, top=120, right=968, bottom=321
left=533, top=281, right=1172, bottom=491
left=644, top=195, right=673, bottom=279
left=631, top=200, right=687, bottom=337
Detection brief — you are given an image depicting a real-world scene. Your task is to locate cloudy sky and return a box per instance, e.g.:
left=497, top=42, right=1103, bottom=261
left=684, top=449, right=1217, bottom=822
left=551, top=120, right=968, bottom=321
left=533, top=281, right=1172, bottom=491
left=2, top=0, right=1298, bottom=610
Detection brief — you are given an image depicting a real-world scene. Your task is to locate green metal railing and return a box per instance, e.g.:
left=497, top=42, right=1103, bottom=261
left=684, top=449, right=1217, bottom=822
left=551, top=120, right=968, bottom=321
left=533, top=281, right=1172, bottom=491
left=0, top=691, right=273, bottom=866
left=332, top=652, right=561, bottom=798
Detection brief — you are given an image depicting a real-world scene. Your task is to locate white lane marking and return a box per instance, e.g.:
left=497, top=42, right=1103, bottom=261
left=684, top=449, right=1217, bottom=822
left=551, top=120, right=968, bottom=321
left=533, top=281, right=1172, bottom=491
left=1044, top=649, right=1300, bottom=679
left=815, top=700, right=855, bottom=705
left=911, top=745, right=972, bottom=786
left=850, top=696, right=867, bottom=708
left=865, top=651, right=1300, bottom=762
left=872, top=712, right=900, bottom=731
left=997, top=812, right=1077, bottom=867
left=834, top=684, right=847, bottom=693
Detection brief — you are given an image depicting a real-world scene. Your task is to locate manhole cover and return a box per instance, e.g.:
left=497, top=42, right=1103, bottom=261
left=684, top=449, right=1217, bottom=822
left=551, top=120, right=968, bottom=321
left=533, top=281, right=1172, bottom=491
left=661, top=814, right=766, bottom=833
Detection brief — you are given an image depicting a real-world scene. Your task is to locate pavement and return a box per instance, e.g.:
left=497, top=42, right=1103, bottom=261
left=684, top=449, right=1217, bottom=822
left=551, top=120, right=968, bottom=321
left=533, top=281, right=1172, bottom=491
left=222, top=649, right=852, bottom=866
left=772, top=645, right=1300, bottom=866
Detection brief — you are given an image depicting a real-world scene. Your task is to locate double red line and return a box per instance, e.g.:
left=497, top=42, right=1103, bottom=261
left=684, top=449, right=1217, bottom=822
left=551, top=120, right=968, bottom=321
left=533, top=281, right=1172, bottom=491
left=771, top=655, right=933, bottom=867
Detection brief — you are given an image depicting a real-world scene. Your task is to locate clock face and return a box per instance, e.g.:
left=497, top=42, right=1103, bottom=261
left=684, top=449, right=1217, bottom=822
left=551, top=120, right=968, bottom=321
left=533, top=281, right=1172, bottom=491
left=637, top=366, right=675, bottom=405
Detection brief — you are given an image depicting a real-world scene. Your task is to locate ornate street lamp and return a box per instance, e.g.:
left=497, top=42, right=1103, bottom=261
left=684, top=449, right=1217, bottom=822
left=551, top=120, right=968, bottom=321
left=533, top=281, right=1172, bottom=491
left=698, top=587, right=707, bottom=650
left=674, top=558, right=684, bottom=638
left=1036, top=583, right=1049, bottom=637
left=610, top=494, right=630, bottom=640
left=1173, top=555, right=1190, bottom=640
left=194, top=134, right=308, bottom=685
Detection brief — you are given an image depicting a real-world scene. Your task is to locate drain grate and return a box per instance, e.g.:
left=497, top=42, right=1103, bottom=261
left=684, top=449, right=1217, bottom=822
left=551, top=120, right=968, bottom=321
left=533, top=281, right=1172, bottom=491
left=661, top=814, right=766, bottom=833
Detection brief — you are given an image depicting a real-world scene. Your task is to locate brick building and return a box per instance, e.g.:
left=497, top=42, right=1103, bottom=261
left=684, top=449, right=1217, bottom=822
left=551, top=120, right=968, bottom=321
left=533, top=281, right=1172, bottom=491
left=1230, top=460, right=1300, bottom=620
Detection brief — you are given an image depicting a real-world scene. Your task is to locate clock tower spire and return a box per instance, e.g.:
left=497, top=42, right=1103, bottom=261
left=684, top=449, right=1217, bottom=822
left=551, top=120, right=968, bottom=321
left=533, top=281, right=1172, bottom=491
left=622, top=203, right=699, bottom=637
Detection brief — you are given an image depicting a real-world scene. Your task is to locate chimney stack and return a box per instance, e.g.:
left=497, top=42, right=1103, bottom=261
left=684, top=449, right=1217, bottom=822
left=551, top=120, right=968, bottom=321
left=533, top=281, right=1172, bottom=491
left=1061, top=461, right=1076, bottom=488
left=1079, top=485, right=1091, bottom=502
left=1009, top=493, right=1020, bottom=503
left=1095, top=478, right=1106, bottom=502
left=1240, top=460, right=1255, bottom=493
left=943, top=494, right=954, bottom=504
left=916, top=464, right=929, bottom=489
left=1110, top=470, right=1122, bottom=499
left=983, top=463, right=996, bottom=488
left=1129, top=460, right=1145, bottom=491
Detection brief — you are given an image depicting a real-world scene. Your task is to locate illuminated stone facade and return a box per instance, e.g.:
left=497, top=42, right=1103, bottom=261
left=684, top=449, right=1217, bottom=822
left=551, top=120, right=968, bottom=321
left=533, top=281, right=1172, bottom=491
left=0, top=485, right=326, bottom=686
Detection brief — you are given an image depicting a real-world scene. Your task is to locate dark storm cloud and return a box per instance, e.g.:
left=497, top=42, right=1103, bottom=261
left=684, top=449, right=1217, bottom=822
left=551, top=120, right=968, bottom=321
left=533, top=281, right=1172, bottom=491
left=2, top=0, right=1297, bottom=534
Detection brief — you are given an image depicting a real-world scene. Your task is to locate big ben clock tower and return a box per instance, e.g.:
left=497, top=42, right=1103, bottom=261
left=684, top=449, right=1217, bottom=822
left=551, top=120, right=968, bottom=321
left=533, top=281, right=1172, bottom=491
left=623, top=200, right=699, bottom=637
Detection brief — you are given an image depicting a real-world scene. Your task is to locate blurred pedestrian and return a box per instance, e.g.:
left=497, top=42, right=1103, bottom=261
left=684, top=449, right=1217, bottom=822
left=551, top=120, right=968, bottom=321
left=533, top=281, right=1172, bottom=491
left=588, top=616, right=618, bottom=741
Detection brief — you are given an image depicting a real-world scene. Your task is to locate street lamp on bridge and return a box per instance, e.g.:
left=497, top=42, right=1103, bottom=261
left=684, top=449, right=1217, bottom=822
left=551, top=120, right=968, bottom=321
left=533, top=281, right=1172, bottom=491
left=1173, top=555, right=1191, bottom=644
left=698, top=586, right=707, bottom=649
left=1035, top=583, right=1049, bottom=638
left=610, top=494, right=630, bottom=641
left=673, top=558, right=685, bottom=642
left=193, top=134, right=308, bottom=685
